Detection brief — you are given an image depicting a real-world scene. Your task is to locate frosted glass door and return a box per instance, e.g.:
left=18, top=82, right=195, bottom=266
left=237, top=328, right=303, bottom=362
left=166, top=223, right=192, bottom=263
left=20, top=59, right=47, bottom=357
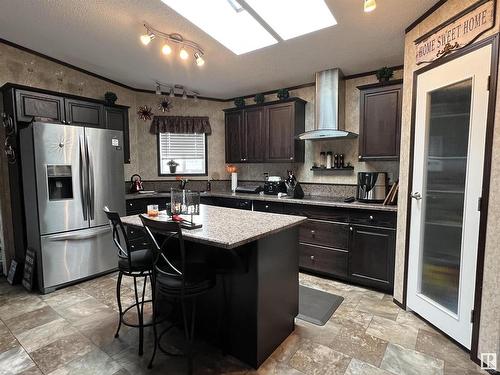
left=420, top=80, right=472, bottom=314
left=407, top=44, right=491, bottom=349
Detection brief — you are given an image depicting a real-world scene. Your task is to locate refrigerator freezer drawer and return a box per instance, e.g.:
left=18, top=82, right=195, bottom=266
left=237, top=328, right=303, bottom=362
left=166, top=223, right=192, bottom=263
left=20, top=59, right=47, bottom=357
left=40, top=226, right=117, bottom=292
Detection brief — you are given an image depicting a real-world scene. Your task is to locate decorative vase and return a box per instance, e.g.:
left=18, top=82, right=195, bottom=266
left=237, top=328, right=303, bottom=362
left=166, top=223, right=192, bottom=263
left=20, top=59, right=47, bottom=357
left=104, top=91, right=117, bottom=105
left=169, top=165, right=177, bottom=174
left=277, top=89, right=289, bottom=100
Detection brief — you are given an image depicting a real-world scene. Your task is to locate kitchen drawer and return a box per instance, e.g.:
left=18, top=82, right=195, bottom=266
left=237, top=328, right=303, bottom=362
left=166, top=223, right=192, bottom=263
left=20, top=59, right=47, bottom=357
left=299, top=219, right=349, bottom=249
left=126, top=226, right=145, bottom=240
left=126, top=200, right=147, bottom=215
left=349, top=210, right=396, bottom=228
left=129, top=237, right=150, bottom=251
left=299, top=243, right=348, bottom=279
left=253, top=200, right=284, bottom=214
left=283, top=204, right=350, bottom=222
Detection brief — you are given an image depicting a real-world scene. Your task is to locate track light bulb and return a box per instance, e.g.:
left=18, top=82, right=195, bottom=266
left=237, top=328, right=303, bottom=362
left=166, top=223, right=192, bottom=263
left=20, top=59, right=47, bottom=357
left=169, top=87, right=175, bottom=98
left=179, top=47, right=189, bottom=60
left=364, top=0, right=376, bottom=12
left=194, top=52, right=205, bottom=67
left=155, top=84, right=161, bottom=95
left=162, top=43, right=172, bottom=55
left=140, top=33, right=154, bottom=45
left=182, top=90, right=187, bottom=100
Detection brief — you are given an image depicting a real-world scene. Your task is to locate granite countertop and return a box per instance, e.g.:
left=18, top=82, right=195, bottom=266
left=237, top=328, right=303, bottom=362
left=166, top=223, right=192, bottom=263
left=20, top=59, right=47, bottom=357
left=125, top=191, right=397, bottom=212
left=121, top=204, right=307, bottom=249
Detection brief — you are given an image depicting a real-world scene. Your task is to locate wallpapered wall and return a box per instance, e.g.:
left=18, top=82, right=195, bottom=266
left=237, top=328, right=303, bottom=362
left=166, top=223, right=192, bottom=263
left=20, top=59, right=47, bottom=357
left=0, top=41, right=402, bottom=186
left=394, top=0, right=500, bottom=361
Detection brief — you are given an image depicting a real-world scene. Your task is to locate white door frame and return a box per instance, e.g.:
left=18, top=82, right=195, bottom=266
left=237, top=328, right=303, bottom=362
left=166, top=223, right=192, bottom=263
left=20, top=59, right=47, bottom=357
left=404, top=36, right=498, bottom=356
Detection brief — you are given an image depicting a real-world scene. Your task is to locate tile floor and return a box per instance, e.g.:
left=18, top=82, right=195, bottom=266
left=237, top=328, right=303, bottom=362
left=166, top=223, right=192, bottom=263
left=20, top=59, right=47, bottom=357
left=0, top=272, right=488, bottom=375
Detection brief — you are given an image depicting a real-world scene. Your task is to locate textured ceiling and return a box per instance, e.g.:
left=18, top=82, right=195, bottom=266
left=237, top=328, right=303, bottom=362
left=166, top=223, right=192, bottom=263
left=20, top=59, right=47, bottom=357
left=0, top=0, right=438, bottom=99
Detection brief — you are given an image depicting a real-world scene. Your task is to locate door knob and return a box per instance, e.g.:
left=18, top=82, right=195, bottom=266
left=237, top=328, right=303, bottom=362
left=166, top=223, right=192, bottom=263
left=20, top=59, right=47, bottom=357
left=411, top=192, right=422, bottom=200
left=310, top=255, right=315, bottom=261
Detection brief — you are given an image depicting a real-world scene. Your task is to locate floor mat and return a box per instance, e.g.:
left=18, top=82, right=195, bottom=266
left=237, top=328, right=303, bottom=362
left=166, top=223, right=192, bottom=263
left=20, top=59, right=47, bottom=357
left=297, top=285, right=344, bottom=326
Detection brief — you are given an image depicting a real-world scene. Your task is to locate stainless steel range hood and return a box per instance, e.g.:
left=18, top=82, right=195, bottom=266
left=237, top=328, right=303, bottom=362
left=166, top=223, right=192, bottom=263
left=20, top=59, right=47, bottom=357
left=297, top=68, right=358, bottom=140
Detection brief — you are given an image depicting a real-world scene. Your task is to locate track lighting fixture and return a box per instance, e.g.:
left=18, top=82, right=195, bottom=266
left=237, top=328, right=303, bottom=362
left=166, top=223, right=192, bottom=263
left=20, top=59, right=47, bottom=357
left=140, top=23, right=205, bottom=67
left=155, top=82, right=199, bottom=101
left=161, top=42, right=172, bottom=55
left=194, top=52, right=205, bottom=67
left=364, top=0, right=376, bottom=12
left=140, top=32, right=155, bottom=45
left=179, top=46, right=189, bottom=60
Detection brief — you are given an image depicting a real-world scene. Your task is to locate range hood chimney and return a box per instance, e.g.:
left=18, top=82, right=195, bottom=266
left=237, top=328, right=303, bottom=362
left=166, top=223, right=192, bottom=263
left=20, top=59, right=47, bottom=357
left=297, top=68, right=357, bottom=140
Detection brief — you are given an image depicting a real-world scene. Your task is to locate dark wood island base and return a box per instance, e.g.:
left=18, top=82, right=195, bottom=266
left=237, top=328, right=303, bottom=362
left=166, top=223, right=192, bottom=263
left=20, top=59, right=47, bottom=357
left=196, top=226, right=299, bottom=368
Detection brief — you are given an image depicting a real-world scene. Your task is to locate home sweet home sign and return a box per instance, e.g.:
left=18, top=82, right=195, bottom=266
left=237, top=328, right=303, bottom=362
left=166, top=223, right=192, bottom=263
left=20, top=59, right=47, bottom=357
left=415, top=0, right=496, bottom=65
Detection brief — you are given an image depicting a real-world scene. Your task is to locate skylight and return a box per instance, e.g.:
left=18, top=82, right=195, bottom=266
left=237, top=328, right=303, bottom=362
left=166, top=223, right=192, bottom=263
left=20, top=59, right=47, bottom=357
left=245, top=0, right=337, bottom=41
left=161, top=0, right=278, bottom=55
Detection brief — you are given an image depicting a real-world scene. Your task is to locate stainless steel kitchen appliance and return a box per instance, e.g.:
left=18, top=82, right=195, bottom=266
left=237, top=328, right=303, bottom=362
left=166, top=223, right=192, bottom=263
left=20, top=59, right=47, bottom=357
left=20, top=122, right=125, bottom=293
left=356, top=172, right=388, bottom=203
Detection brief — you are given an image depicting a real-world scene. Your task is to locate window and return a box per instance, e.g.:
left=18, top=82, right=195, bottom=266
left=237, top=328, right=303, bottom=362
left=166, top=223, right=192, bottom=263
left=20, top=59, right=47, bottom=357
left=158, top=133, right=207, bottom=176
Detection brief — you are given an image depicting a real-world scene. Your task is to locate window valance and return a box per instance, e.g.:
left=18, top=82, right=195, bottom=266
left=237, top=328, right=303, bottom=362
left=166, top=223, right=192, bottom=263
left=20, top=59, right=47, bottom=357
left=150, top=116, right=212, bottom=135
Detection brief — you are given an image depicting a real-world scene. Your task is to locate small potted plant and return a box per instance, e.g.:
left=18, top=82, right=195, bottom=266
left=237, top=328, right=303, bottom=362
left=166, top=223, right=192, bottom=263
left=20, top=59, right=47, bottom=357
left=104, top=91, right=118, bottom=105
left=254, top=93, right=265, bottom=104
left=277, top=88, right=289, bottom=100
left=234, top=97, right=245, bottom=108
left=167, top=159, right=179, bottom=174
left=375, top=67, right=394, bottom=83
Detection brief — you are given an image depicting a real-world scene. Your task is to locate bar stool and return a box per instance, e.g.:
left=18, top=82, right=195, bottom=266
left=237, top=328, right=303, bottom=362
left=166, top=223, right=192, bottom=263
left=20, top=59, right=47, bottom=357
left=104, top=207, right=154, bottom=356
left=140, top=215, right=216, bottom=374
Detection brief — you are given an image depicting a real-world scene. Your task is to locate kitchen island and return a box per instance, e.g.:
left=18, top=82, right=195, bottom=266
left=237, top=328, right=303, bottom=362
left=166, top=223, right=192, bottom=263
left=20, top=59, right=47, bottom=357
left=121, top=204, right=307, bottom=368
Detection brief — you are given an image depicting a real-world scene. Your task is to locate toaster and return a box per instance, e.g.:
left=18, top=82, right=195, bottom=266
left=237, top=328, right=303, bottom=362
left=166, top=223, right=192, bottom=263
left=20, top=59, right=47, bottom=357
left=263, top=180, right=287, bottom=195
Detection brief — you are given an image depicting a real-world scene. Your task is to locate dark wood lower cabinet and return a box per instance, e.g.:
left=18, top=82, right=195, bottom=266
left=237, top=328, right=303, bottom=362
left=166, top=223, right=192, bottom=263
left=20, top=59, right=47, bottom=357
left=130, top=196, right=396, bottom=292
left=299, top=243, right=348, bottom=279
left=349, top=225, right=395, bottom=292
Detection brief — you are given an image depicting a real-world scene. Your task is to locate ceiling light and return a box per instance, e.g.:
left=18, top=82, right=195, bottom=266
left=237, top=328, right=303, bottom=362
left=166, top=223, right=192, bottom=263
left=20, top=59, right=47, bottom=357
left=179, top=46, right=189, bottom=60
left=140, top=23, right=205, bottom=66
left=194, top=52, right=205, bottom=66
left=193, top=93, right=199, bottom=102
left=169, top=87, right=175, bottom=97
left=364, top=0, right=376, bottom=12
left=161, top=42, right=172, bottom=55
left=161, top=0, right=277, bottom=55
left=182, top=90, right=188, bottom=100
left=245, top=0, right=336, bottom=41
left=140, top=33, right=155, bottom=45
left=155, top=83, right=162, bottom=95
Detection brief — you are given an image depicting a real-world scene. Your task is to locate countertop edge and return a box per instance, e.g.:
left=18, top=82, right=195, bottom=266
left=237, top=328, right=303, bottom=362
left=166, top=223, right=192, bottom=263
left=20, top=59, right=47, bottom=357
left=125, top=192, right=397, bottom=212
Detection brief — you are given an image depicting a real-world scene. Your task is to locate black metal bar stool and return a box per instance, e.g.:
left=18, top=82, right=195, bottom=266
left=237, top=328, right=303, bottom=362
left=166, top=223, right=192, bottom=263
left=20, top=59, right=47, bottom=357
left=104, top=207, right=154, bottom=356
left=140, top=215, right=216, bottom=374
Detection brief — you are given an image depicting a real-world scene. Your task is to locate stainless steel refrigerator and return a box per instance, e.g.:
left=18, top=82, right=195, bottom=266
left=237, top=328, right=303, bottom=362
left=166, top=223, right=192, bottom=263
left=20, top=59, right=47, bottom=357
left=21, top=122, right=125, bottom=293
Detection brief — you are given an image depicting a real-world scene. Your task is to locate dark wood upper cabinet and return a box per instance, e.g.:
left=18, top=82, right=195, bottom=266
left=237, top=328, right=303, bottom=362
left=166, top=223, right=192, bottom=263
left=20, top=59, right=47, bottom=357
left=224, top=98, right=305, bottom=163
left=15, top=90, right=65, bottom=123
left=105, top=106, right=130, bottom=164
left=358, top=80, right=402, bottom=161
left=349, top=225, right=395, bottom=292
left=243, top=107, right=266, bottom=162
left=64, top=98, right=104, bottom=128
left=225, top=110, right=245, bottom=163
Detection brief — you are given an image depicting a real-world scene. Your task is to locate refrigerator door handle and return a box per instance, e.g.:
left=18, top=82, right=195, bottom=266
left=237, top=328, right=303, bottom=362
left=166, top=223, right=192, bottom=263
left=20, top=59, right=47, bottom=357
left=45, top=226, right=110, bottom=241
left=79, top=135, right=88, bottom=221
left=86, top=136, right=95, bottom=220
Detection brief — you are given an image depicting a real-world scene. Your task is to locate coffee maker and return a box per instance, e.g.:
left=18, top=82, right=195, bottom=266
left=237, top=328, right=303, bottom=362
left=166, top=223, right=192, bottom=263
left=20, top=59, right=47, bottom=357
left=356, top=172, right=388, bottom=203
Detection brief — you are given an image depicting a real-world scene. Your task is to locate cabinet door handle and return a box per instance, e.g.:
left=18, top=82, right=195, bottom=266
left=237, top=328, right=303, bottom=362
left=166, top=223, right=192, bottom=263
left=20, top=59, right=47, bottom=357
left=265, top=205, right=269, bottom=209
left=310, top=230, right=315, bottom=236
left=369, top=215, right=374, bottom=221
left=289, top=157, right=293, bottom=160
left=310, top=255, right=315, bottom=261
left=350, top=227, right=353, bottom=231
left=358, top=155, right=362, bottom=159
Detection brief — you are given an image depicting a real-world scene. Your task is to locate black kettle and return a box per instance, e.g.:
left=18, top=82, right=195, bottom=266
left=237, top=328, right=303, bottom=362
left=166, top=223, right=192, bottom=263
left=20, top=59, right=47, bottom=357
left=129, top=174, right=144, bottom=193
